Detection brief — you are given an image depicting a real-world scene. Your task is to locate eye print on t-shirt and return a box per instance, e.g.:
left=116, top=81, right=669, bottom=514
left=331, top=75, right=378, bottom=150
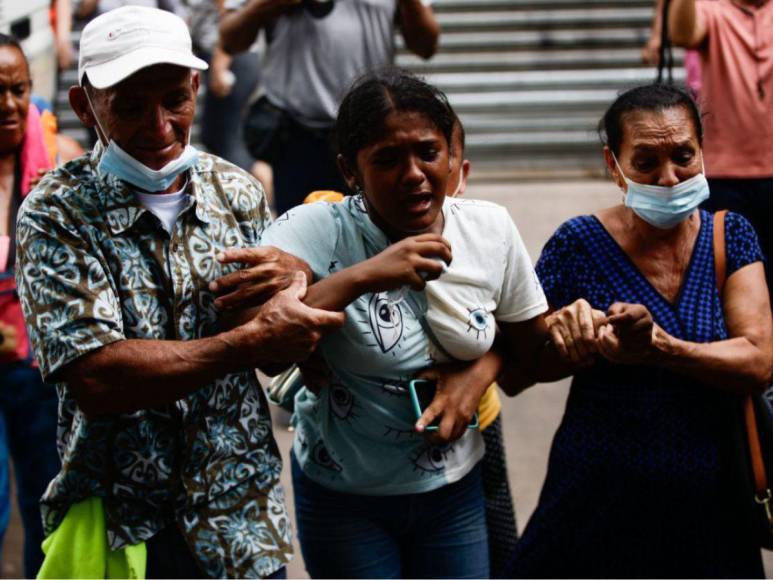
left=412, top=443, right=456, bottom=475
left=363, top=292, right=404, bottom=354
left=311, top=441, right=343, bottom=473
left=383, top=423, right=417, bottom=441
left=466, top=307, right=490, bottom=341
left=329, top=383, right=359, bottom=423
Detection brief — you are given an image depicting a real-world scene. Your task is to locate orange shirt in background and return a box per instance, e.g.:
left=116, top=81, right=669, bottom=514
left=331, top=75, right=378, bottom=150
left=696, top=0, right=773, bottom=178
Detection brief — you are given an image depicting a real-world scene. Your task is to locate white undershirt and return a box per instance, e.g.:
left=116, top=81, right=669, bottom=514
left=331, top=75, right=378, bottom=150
left=135, top=180, right=189, bottom=234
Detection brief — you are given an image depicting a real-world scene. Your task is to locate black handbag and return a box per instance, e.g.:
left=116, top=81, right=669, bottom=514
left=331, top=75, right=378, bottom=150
left=243, top=95, right=288, bottom=163
left=714, top=210, right=773, bottom=549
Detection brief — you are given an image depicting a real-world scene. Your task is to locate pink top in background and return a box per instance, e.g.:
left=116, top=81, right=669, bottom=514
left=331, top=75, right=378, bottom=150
left=684, top=50, right=702, bottom=96
left=696, top=0, right=773, bottom=178
left=19, top=104, right=53, bottom=196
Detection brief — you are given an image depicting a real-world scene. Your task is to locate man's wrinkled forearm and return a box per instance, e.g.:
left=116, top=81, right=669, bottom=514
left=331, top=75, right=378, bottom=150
left=61, top=332, right=252, bottom=417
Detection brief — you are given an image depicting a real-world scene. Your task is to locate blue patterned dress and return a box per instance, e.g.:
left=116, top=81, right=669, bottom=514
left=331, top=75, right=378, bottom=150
left=507, top=210, right=765, bottom=578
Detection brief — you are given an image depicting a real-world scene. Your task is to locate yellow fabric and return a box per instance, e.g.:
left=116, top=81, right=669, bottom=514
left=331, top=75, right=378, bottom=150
left=477, top=384, right=502, bottom=431
left=38, top=109, right=59, bottom=166
left=304, top=190, right=345, bottom=204
left=38, top=497, right=147, bottom=579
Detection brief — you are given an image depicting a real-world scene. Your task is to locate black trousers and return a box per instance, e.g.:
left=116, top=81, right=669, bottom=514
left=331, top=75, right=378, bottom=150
left=146, top=525, right=203, bottom=579
left=145, top=525, right=289, bottom=579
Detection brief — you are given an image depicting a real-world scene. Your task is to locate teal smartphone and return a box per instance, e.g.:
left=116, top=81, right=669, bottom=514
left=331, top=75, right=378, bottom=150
left=408, top=379, right=479, bottom=432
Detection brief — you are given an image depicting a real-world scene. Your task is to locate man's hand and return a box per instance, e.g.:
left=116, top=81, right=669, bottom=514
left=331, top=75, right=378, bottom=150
left=596, top=302, right=658, bottom=365
left=57, top=37, right=74, bottom=70
left=0, top=322, right=18, bottom=355
left=209, top=47, right=235, bottom=99
left=210, top=246, right=312, bottom=310
left=641, top=35, right=661, bottom=66
left=232, top=272, right=345, bottom=366
left=209, top=65, right=235, bottom=99
left=413, top=361, right=489, bottom=445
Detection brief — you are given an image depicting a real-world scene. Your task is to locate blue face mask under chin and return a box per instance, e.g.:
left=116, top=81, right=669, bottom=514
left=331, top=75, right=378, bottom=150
left=98, top=141, right=199, bottom=192
left=85, top=90, right=199, bottom=192
left=613, top=154, right=710, bottom=230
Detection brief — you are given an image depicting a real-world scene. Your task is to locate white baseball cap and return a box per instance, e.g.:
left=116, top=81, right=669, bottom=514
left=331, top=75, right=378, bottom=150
left=78, top=5, right=208, bottom=89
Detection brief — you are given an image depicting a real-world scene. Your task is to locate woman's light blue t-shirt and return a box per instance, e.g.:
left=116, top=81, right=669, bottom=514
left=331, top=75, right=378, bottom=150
left=261, top=195, right=485, bottom=495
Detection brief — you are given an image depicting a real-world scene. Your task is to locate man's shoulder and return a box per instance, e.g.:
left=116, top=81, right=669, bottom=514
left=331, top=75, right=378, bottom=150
left=20, top=154, right=102, bottom=225
left=194, top=152, right=266, bottom=197
left=195, top=152, right=256, bottom=182
left=193, top=152, right=269, bottom=217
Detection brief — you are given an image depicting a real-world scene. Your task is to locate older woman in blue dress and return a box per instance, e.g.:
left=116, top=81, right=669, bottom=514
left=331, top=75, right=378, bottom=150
left=508, top=84, right=773, bottom=577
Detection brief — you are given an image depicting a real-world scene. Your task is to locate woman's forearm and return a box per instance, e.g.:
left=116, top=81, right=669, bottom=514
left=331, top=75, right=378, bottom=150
left=61, top=333, right=251, bottom=417
left=498, top=340, right=578, bottom=395
left=496, top=316, right=584, bottom=396
left=302, top=264, right=372, bottom=311
left=534, top=340, right=582, bottom=383
left=652, top=330, right=773, bottom=394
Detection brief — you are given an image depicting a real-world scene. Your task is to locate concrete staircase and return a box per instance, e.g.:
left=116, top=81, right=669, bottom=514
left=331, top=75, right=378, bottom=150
left=54, top=1, right=679, bottom=179
left=396, top=0, right=683, bottom=178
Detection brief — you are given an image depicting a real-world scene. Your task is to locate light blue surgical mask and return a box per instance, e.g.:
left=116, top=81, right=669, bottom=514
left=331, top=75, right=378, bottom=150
left=85, top=89, right=199, bottom=192
left=613, top=154, right=710, bottom=229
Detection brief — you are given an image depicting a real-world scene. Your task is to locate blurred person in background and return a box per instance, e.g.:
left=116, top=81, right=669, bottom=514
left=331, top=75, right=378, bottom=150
left=189, top=0, right=274, bottom=201
left=219, top=0, right=440, bottom=215
left=74, top=0, right=187, bottom=18
left=0, top=33, right=81, bottom=577
left=52, top=0, right=75, bottom=71
left=643, top=0, right=702, bottom=97
left=669, top=0, right=773, bottom=303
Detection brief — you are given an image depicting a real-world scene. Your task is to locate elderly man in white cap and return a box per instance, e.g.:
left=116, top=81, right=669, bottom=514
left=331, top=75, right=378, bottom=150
left=14, top=5, right=344, bottom=578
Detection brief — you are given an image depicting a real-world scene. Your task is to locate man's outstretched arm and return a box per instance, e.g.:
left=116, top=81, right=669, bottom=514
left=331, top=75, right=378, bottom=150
left=60, top=274, right=344, bottom=416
